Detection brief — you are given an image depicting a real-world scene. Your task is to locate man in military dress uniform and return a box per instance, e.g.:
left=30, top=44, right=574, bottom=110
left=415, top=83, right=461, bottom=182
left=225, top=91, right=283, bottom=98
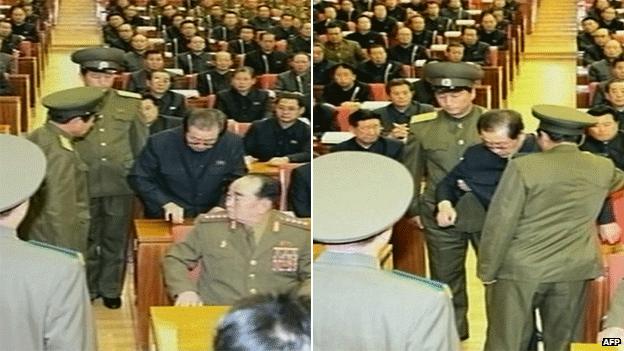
left=71, top=47, right=148, bottom=309
left=402, top=61, right=486, bottom=340
left=313, top=152, right=459, bottom=351
left=0, top=134, right=96, bottom=351
left=479, top=105, right=624, bottom=351
left=19, top=87, right=105, bottom=256
left=162, top=174, right=310, bottom=305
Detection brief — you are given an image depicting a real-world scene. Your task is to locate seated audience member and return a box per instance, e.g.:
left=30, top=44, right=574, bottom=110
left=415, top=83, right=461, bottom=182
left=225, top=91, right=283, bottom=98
left=578, top=17, right=600, bottom=51
left=599, top=6, right=624, bottom=33
left=9, top=6, right=39, bottom=42
left=604, top=79, right=624, bottom=124
left=598, top=280, right=624, bottom=343
left=248, top=5, right=277, bottom=31
left=19, top=87, right=104, bottom=255
left=244, top=93, right=311, bottom=165
left=441, top=0, right=470, bottom=21
left=478, top=12, right=508, bottom=49
left=313, top=152, right=459, bottom=351
left=289, top=163, right=311, bottom=218
left=197, top=51, right=234, bottom=96
left=424, top=1, right=452, bottom=33
left=211, top=11, right=241, bottom=43
left=145, top=70, right=187, bottom=118
left=271, top=13, right=298, bottom=41
left=128, top=108, right=246, bottom=222
left=345, top=15, right=386, bottom=50
left=228, top=25, right=260, bottom=55
left=337, top=0, right=360, bottom=22
left=356, top=45, right=402, bottom=83
left=388, top=27, right=429, bottom=65
left=140, top=95, right=182, bottom=134
left=123, top=5, right=149, bottom=27
left=582, top=106, right=624, bottom=168
left=0, top=134, right=97, bottom=351
left=244, top=32, right=289, bottom=74
left=313, top=43, right=337, bottom=85
left=109, top=23, right=134, bottom=52
left=385, top=0, right=408, bottom=21
left=589, top=39, right=624, bottom=82
left=371, top=3, right=399, bottom=34
left=406, top=14, right=434, bottom=48
left=412, top=74, right=437, bottom=105
left=583, top=28, right=610, bottom=66
left=313, top=101, right=337, bottom=136
left=162, top=174, right=310, bottom=305
left=375, top=79, right=435, bottom=139
left=314, top=6, right=348, bottom=35
left=321, top=23, right=366, bottom=66
left=276, top=52, right=311, bottom=95
left=216, top=67, right=271, bottom=122
left=214, top=294, right=311, bottom=351
left=331, top=109, right=403, bottom=160
left=288, top=22, right=312, bottom=55
left=0, top=52, right=13, bottom=95
left=102, top=13, right=125, bottom=47
left=0, top=20, right=21, bottom=54
left=435, top=110, right=539, bottom=226
left=128, top=50, right=166, bottom=93
left=123, top=33, right=149, bottom=72
left=321, top=63, right=371, bottom=106
left=445, top=42, right=465, bottom=63
left=592, top=57, right=624, bottom=106
left=171, top=20, right=198, bottom=53
left=176, top=36, right=212, bottom=74
left=461, top=27, right=490, bottom=66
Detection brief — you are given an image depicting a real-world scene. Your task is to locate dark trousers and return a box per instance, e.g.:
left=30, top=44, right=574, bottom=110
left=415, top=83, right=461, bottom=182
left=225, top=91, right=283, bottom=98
left=484, top=279, right=588, bottom=351
left=86, top=195, right=133, bottom=298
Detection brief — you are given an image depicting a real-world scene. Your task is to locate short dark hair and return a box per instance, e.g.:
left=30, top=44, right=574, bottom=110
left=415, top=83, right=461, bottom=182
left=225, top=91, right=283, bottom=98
left=239, top=25, right=255, bottom=33
left=446, top=42, right=464, bottom=51
left=368, top=44, right=386, bottom=53
left=461, top=26, right=479, bottom=35
left=146, top=69, right=170, bottom=80
left=385, top=78, right=413, bottom=94
left=214, top=294, right=310, bottom=351
left=537, top=128, right=582, bottom=144
left=185, top=108, right=226, bottom=132
left=587, top=105, right=617, bottom=119
left=325, top=23, right=342, bottom=31
left=275, top=92, right=304, bottom=107
left=259, top=32, right=276, bottom=41
left=581, top=16, right=599, bottom=24
left=611, top=56, right=624, bottom=68
left=251, top=174, right=282, bottom=203
left=144, top=49, right=164, bottom=59
left=180, top=19, right=196, bottom=27
left=234, top=66, right=257, bottom=78
left=106, top=12, right=124, bottom=21
left=348, top=109, right=381, bottom=127
left=477, top=109, right=524, bottom=139
left=606, top=78, right=624, bottom=92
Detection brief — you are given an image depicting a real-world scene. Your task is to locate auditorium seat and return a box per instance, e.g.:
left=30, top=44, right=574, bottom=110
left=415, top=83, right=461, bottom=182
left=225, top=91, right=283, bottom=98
left=278, top=163, right=304, bottom=211
left=256, top=73, right=278, bottom=90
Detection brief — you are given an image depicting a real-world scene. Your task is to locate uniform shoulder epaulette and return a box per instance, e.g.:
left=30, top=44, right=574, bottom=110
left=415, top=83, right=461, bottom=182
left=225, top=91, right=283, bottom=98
left=277, top=213, right=310, bottom=230
left=116, top=90, right=142, bottom=99
left=28, top=240, right=85, bottom=265
left=409, top=111, right=438, bottom=124
left=196, top=211, right=229, bottom=223
left=392, top=269, right=452, bottom=296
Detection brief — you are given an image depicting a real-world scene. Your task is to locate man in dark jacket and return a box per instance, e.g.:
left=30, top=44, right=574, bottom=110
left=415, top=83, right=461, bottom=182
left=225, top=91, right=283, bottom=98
left=216, top=67, right=271, bottom=122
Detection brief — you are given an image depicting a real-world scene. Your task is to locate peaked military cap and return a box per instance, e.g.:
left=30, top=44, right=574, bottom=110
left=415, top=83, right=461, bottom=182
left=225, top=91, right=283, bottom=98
left=313, top=152, right=413, bottom=244
left=71, top=47, right=125, bottom=73
left=532, top=104, right=596, bottom=136
left=0, top=134, right=46, bottom=212
left=42, top=87, right=106, bottom=122
left=423, top=61, right=483, bottom=90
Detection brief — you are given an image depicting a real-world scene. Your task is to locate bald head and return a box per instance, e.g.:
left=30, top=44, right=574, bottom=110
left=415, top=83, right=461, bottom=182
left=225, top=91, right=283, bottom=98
left=593, top=28, right=611, bottom=47
left=604, top=39, right=623, bottom=59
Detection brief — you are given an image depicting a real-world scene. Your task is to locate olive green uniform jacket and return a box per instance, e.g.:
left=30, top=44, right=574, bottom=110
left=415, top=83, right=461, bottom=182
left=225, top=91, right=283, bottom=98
left=163, top=210, right=311, bottom=304
left=75, top=89, right=147, bottom=198
left=313, top=252, right=460, bottom=351
left=0, top=226, right=96, bottom=351
left=478, top=144, right=624, bottom=283
left=20, top=122, right=89, bottom=253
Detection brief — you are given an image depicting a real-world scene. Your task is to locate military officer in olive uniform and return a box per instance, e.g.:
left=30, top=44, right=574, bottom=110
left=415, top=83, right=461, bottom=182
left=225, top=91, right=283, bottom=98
left=313, top=152, right=460, bottom=351
left=0, top=134, right=96, bottom=351
left=479, top=105, right=624, bottom=351
left=71, top=47, right=148, bottom=309
left=402, top=61, right=486, bottom=340
left=163, top=174, right=310, bottom=305
left=19, top=87, right=105, bottom=255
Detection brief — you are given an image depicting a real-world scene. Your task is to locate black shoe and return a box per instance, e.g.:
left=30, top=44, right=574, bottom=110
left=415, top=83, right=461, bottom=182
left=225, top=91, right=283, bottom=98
left=103, top=297, right=122, bottom=309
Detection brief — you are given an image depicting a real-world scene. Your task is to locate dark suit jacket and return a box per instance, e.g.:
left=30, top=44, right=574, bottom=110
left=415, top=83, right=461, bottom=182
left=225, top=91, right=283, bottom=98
left=150, top=91, right=188, bottom=118
left=148, top=115, right=183, bottom=135
left=388, top=44, right=429, bottom=65
left=243, top=117, right=311, bottom=162
left=321, top=81, right=371, bottom=106
left=175, top=51, right=213, bottom=74
left=197, top=69, right=233, bottom=96
left=331, top=137, right=404, bottom=160
left=227, top=39, right=260, bottom=55
left=12, top=22, right=39, bottom=42
left=127, top=69, right=149, bottom=93
left=356, top=60, right=402, bottom=83
left=244, top=50, right=289, bottom=74
left=289, top=163, right=311, bottom=217
left=216, top=88, right=271, bottom=122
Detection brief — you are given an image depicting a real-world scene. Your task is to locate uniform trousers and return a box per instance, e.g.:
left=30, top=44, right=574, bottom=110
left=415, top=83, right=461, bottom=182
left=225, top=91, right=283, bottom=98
left=421, top=210, right=480, bottom=339
left=87, top=195, right=133, bottom=298
left=484, top=279, right=588, bottom=351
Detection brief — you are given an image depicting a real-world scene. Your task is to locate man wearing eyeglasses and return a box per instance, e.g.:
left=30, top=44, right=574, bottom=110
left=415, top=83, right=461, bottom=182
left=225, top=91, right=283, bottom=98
left=243, top=93, right=311, bottom=166
left=128, top=108, right=247, bottom=226
left=71, top=47, right=147, bottom=309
